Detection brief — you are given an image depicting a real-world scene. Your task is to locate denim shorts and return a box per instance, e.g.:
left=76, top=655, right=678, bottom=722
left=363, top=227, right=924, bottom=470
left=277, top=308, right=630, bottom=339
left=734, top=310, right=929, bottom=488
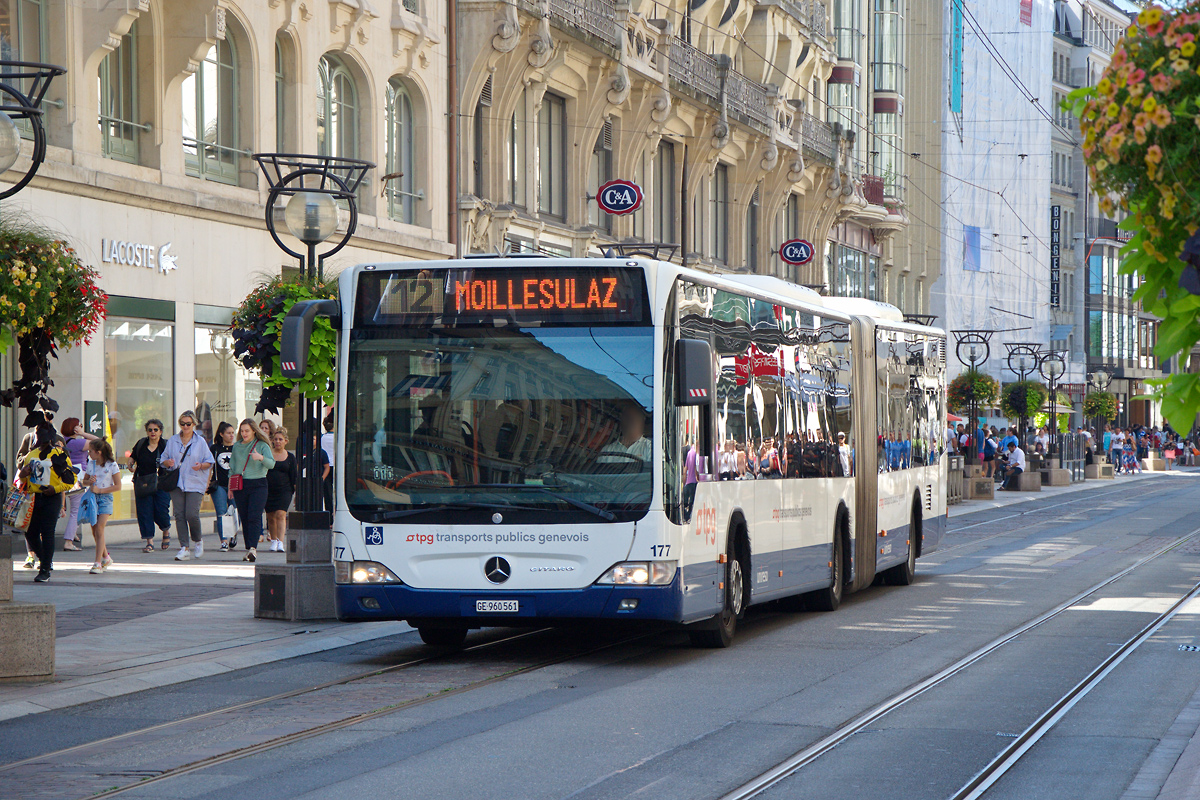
left=95, top=492, right=114, bottom=517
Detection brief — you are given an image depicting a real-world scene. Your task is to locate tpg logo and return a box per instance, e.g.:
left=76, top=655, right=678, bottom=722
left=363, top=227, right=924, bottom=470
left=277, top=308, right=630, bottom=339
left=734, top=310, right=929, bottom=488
left=406, top=533, right=434, bottom=545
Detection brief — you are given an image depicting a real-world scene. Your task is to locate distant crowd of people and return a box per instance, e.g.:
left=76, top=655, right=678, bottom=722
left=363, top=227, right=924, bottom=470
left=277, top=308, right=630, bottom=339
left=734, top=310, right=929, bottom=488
left=9, top=410, right=336, bottom=584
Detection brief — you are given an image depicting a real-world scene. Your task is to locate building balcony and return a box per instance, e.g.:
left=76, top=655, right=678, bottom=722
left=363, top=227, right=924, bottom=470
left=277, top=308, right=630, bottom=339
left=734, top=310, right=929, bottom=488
left=755, top=0, right=829, bottom=40
left=1088, top=215, right=1133, bottom=242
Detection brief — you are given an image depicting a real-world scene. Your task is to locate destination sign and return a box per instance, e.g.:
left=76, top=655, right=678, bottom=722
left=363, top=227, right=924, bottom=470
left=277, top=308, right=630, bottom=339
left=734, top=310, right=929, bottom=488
left=357, top=266, right=649, bottom=327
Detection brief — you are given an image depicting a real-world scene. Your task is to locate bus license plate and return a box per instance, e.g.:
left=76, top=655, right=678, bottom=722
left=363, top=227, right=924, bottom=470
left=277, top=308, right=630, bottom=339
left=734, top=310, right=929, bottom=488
left=476, top=600, right=519, bottom=614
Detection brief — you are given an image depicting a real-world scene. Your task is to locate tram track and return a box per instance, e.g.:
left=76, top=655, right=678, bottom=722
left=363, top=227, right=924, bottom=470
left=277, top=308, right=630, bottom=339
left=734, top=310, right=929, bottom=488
left=0, top=625, right=653, bottom=800
left=716, top=525, right=1200, bottom=800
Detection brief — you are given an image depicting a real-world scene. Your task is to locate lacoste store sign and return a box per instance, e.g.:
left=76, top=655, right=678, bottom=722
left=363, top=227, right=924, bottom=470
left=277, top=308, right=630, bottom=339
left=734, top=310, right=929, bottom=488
left=100, top=238, right=179, bottom=274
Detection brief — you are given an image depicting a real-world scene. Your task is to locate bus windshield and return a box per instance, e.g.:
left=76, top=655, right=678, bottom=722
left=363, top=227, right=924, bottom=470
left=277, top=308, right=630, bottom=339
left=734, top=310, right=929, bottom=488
left=344, top=326, right=654, bottom=525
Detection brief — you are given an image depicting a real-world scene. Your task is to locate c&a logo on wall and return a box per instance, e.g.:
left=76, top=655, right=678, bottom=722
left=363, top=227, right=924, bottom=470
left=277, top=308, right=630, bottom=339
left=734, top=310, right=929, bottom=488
left=100, top=238, right=179, bottom=274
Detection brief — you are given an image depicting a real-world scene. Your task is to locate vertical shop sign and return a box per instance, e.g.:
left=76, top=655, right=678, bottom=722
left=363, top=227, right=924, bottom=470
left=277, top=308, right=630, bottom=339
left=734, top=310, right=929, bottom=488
left=1050, top=205, right=1061, bottom=307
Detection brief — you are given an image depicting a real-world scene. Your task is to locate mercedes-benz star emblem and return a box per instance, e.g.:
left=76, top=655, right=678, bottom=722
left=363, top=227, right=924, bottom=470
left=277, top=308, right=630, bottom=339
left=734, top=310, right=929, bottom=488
left=491, top=512, right=503, bottom=524
left=484, top=556, right=511, bottom=584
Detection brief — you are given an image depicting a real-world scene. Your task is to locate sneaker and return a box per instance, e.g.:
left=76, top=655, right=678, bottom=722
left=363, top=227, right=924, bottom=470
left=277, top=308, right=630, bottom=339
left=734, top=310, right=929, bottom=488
left=101, top=554, right=114, bottom=568
left=246, top=548, right=256, bottom=563
left=193, top=542, right=204, bottom=559
left=273, top=540, right=284, bottom=552
left=33, top=569, right=50, bottom=583
left=175, top=547, right=192, bottom=561
left=227, top=539, right=238, bottom=551
left=22, top=554, right=37, bottom=569
left=89, top=562, right=104, bottom=574
left=220, top=541, right=229, bottom=552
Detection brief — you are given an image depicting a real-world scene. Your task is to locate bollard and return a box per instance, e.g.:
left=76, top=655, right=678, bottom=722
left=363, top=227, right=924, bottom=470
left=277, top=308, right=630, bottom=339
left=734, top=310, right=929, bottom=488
left=253, top=512, right=336, bottom=621
left=0, top=532, right=56, bottom=679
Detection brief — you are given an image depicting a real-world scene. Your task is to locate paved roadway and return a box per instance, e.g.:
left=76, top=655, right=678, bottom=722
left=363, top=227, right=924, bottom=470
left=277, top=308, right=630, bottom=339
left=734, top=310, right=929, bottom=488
left=2, top=470, right=1200, bottom=800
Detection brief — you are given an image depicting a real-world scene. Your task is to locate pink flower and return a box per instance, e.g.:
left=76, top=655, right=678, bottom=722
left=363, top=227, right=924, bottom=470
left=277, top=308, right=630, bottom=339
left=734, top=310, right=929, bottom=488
left=1147, top=20, right=1165, bottom=36
left=1128, top=68, right=1147, bottom=85
left=1151, top=73, right=1173, bottom=91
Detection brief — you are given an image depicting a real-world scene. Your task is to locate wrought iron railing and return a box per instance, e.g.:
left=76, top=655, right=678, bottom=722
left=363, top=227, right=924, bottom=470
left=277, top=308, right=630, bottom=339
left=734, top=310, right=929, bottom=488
left=801, top=113, right=836, bottom=162
left=548, top=0, right=619, bottom=47
left=723, top=69, right=773, bottom=129
left=668, top=37, right=722, bottom=101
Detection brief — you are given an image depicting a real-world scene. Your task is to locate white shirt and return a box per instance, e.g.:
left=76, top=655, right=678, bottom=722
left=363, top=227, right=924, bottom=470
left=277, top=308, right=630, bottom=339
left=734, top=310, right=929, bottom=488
left=320, top=431, right=336, bottom=466
left=599, top=437, right=651, bottom=462
left=86, top=458, right=120, bottom=490
left=1007, top=446, right=1026, bottom=471
left=719, top=450, right=738, bottom=474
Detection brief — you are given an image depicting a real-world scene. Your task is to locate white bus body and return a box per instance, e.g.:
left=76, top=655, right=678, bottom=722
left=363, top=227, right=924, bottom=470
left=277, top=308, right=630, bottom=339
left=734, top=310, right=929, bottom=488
left=322, top=257, right=948, bottom=646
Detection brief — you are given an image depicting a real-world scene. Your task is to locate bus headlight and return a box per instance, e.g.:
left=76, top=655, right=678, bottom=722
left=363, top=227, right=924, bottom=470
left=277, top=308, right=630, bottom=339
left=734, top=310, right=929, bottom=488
left=336, top=561, right=403, bottom=585
left=596, top=561, right=676, bottom=586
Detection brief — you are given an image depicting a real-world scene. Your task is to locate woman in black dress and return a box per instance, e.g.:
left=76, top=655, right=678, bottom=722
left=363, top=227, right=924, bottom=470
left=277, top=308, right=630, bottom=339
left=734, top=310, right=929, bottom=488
left=264, top=427, right=297, bottom=553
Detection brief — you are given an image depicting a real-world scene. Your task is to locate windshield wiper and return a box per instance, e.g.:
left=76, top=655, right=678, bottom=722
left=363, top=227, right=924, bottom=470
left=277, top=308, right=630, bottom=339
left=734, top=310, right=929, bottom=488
left=368, top=500, right=536, bottom=521
left=459, top=484, right=616, bottom=521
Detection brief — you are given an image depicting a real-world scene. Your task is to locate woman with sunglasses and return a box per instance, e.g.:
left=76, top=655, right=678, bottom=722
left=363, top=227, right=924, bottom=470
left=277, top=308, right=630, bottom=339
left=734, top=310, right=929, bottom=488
left=128, top=419, right=173, bottom=553
left=160, top=410, right=215, bottom=561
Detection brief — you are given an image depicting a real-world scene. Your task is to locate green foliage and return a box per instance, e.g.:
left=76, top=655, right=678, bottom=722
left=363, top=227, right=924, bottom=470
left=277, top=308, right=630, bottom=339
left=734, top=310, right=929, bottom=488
left=947, top=369, right=999, bottom=414
left=1083, top=391, right=1118, bottom=420
left=1034, top=392, right=1073, bottom=434
left=1069, top=3, right=1200, bottom=432
left=1000, top=380, right=1048, bottom=420
left=231, top=276, right=337, bottom=413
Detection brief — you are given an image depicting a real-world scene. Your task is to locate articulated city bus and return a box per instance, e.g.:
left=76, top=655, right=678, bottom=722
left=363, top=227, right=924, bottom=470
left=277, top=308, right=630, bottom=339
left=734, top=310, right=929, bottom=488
left=282, top=256, right=948, bottom=647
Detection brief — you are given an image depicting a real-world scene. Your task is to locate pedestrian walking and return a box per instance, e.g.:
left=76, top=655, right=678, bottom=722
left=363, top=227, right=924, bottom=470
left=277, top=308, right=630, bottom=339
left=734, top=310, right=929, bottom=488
left=128, top=419, right=172, bottom=552
left=59, top=417, right=99, bottom=552
left=80, top=439, right=120, bottom=574
left=1111, top=427, right=1126, bottom=473
left=320, top=414, right=336, bottom=513
left=161, top=410, right=215, bottom=561
left=17, top=423, right=77, bottom=582
left=230, top=419, right=275, bottom=562
left=1122, top=432, right=1142, bottom=474
left=982, top=428, right=998, bottom=478
left=209, top=421, right=239, bottom=551
left=1164, top=436, right=1177, bottom=470
left=265, top=427, right=297, bottom=552
left=259, top=418, right=277, bottom=442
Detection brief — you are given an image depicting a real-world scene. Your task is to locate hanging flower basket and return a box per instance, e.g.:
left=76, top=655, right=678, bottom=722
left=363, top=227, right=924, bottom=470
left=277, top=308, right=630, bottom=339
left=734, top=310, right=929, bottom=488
left=1000, top=380, right=1048, bottom=421
left=947, top=369, right=999, bottom=416
left=1069, top=3, right=1200, bottom=431
left=1083, top=391, right=1118, bottom=421
left=231, top=276, right=337, bottom=414
left=0, top=217, right=107, bottom=427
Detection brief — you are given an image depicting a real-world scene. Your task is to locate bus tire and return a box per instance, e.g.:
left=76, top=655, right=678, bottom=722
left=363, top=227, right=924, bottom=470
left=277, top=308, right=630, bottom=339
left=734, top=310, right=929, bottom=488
left=689, top=534, right=746, bottom=648
left=417, top=625, right=468, bottom=648
left=808, top=513, right=845, bottom=612
left=883, top=503, right=919, bottom=586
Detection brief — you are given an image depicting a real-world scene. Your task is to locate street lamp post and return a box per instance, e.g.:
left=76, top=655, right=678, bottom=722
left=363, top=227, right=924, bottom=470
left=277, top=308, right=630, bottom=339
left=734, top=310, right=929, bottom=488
left=253, top=153, right=373, bottom=520
left=1004, top=342, right=1042, bottom=447
left=1088, top=367, right=1112, bottom=437
left=1040, top=350, right=1067, bottom=460
left=953, top=330, right=993, bottom=465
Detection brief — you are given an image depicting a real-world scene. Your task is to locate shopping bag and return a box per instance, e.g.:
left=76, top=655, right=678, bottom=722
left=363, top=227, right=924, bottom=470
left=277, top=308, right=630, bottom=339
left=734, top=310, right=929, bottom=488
left=2, top=488, right=34, bottom=531
left=77, top=490, right=98, bottom=526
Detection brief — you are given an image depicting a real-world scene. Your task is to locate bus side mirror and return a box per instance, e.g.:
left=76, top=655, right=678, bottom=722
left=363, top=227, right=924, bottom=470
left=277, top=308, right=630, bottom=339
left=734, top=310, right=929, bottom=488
left=280, top=299, right=340, bottom=379
left=675, top=338, right=713, bottom=406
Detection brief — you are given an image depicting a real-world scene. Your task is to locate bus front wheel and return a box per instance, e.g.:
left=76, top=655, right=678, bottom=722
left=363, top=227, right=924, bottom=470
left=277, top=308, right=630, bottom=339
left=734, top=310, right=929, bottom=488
left=689, top=536, right=746, bottom=648
left=417, top=625, right=468, bottom=648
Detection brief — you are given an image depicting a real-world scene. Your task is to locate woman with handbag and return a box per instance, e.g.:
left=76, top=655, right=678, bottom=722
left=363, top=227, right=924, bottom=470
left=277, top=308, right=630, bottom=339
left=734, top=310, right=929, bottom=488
left=161, top=410, right=214, bottom=561
left=17, top=423, right=77, bottom=583
left=230, top=418, right=275, bottom=562
left=80, top=438, right=120, bottom=573
left=128, top=419, right=172, bottom=553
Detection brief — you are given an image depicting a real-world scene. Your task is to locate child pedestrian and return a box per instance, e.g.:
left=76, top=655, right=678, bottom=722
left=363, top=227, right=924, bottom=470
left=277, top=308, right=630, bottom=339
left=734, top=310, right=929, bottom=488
left=80, top=439, right=120, bottom=573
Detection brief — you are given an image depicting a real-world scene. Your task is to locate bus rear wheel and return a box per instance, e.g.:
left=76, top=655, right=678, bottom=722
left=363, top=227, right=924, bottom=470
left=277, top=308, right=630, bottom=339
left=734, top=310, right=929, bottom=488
left=417, top=625, right=468, bottom=648
left=689, top=537, right=745, bottom=648
left=807, top=517, right=844, bottom=612
left=883, top=505, right=919, bottom=586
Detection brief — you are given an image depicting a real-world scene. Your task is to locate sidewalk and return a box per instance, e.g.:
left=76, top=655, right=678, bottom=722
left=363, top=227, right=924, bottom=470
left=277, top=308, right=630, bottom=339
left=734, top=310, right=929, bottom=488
left=949, top=464, right=1200, bottom=519
left=0, top=539, right=410, bottom=723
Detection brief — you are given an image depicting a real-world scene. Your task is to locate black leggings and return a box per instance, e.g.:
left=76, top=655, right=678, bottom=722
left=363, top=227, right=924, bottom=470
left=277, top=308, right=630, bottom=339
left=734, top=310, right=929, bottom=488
left=232, top=478, right=268, bottom=551
left=25, top=492, right=63, bottom=571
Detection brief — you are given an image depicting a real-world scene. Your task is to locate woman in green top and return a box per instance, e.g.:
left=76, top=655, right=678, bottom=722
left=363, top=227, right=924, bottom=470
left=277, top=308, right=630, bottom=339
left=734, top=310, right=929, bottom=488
left=229, top=418, right=276, bottom=562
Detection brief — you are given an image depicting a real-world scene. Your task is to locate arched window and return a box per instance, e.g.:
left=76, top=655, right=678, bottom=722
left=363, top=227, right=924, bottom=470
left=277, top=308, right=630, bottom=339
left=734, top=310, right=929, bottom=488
left=182, top=38, right=239, bottom=183
left=99, top=21, right=140, bottom=163
left=385, top=80, right=417, bottom=223
left=318, top=55, right=357, bottom=159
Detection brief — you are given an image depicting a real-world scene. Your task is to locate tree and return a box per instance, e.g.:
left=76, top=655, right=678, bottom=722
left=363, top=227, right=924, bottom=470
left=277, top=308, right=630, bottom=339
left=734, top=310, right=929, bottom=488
left=1069, top=3, right=1200, bottom=432
left=1000, top=380, right=1048, bottom=421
